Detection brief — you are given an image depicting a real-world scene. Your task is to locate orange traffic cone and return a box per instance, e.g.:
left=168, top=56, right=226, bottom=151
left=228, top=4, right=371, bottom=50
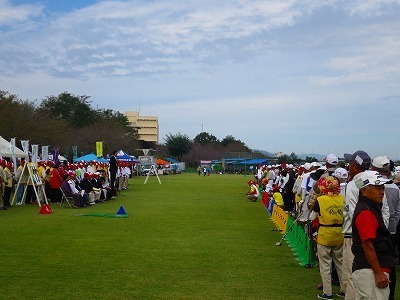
left=39, top=204, right=52, bottom=214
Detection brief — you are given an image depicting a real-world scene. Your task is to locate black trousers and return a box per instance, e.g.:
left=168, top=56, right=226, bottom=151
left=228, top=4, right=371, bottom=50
left=389, top=234, right=397, bottom=300
left=25, top=185, right=35, bottom=204
left=110, top=172, right=117, bottom=196
left=3, top=186, right=12, bottom=206
left=51, top=188, right=62, bottom=203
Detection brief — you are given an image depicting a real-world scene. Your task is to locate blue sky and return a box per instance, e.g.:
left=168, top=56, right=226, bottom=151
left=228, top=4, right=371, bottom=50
left=1, top=0, right=400, bottom=159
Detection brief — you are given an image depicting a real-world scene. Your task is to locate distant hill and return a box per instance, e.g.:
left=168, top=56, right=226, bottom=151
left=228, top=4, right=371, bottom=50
left=252, top=149, right=326, bottom=161
left=297, top=153, right=326, bottom=161
left=252, top=149, right=275, bottom=157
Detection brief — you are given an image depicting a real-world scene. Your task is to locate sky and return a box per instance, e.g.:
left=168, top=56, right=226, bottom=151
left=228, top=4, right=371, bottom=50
left=1, top=0, right=400, bottom=160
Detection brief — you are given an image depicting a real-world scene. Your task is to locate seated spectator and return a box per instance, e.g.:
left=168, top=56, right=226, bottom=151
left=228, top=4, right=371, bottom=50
left=98, top=175, right=114, bottom=200
left=246, top=180, right=260, bottom=202
left=80, top=172, right=100, bottom=204
left=61, top=174, right=86, bottom=208
left=69, top=172, right=90, bottom=206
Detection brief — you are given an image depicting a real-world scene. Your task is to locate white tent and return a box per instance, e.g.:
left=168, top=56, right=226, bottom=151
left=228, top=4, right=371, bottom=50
left=0, top=136, right=26, bottom=158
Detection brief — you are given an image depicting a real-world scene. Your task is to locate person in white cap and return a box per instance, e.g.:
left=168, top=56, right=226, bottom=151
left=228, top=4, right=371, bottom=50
left=333, top=167, right=349, bottom=197
left=342, top=150, right=390, bottom=300
left=308, top=154, right=339, bottom=210
left=352, top=171, right=394, bottom=300
left=306, top=156, right=341, bottom=292
left=326, top=154, right=339, bottom=171
left=371, top=155, right=400, bottom=300
left=266, top=166, right=276, bottom=186
left=293, top=165, right=305, bottom=212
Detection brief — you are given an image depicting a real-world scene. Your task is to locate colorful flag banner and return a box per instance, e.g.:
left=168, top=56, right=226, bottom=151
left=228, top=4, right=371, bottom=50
left=52, top=148, right=59, bottom=165
left=96, top=142, right=103, bottom=157
left=42, top=146, right=49, bottom=162
left=21, top=140, right=29, bottom=161
left=31, top=145, right=39, bottom=163
left=72, top=146, right=78, bottom=158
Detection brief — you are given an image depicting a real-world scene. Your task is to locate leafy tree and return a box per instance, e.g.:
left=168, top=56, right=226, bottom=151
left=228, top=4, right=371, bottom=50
left=289, top=152, right=300, bottom=163
left=0, top=90, right=68, bottom=148
left=140, top=140, right=157, bottom=150
left=40, top=92, right=98, bottom=128
left=221, top=135, right=236, bottom=147
left=304, top=156, right=318, bottom=163
left=193, top=132, right=219, bottom=145
left=183, top=143, right=224, bottom=167
left=223, top=142, right=250, bottom=153
left=67, top=119, right=140, bottom=157
left=97, top=109, right=137, bottom=133
left=277, top=154, right=290, bottom=164
left=220, top=135, right=247, bottom=149
left=164, top=133, right=192, bottom=161
left=277, top=152, right=301, bottom=164
left=0, top=90, right=143, bottom=160
left=221, top=135, right=250, bottom=153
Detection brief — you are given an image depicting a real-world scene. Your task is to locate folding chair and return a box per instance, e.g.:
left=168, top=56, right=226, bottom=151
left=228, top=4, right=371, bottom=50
left=60, top=188, right=74, bottom=208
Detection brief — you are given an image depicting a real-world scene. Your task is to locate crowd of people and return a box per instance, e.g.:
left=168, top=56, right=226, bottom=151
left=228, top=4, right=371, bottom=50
left=0, top=150, right=132, bottom=209
left=246, top=151, right=400, bottom=300
left=2, top=148, right=399, bottom=299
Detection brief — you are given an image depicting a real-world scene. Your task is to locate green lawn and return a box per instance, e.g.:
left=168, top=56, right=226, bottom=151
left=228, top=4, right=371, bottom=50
left=0, top=173, right=398, bottom=299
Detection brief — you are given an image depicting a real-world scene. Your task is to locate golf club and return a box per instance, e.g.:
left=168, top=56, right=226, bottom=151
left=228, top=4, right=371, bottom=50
left=275, top=211, right=301, bottom=246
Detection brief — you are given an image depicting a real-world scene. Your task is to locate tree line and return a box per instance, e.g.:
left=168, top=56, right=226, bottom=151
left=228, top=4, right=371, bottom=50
left=162, top=131, right=317, bottom=167
left=0, top=90, right=315, bottom=165
left=0, top=90, right=140, bottom=158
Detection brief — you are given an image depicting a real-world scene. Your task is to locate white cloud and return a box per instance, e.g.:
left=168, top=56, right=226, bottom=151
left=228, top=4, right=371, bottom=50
left=1, top=0, right=400, bottom=159
left=343, top=0, right=400, bottom=17
left=0, top=0, right=43, bottom=26
left=0, top=1, right=310, bottom=79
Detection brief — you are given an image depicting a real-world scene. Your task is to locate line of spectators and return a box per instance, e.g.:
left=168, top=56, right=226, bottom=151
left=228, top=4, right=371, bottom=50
left=245, top=152, right=400, bottom=300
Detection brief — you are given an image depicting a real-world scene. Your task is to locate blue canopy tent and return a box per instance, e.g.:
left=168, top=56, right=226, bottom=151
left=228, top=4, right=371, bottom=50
left=241, top=158, right=268, bottom=173
left=242, top=158, right=268, bottom=165
left=165, top=157, right=179, bottom=164
left=222, top=158, right=247, bottom=174
left=116, top=150, right=139, bottom=163
left=73, top=153, right=109, bottom=163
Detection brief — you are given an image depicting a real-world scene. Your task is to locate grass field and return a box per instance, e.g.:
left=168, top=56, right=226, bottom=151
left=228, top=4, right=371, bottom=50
left=1, top=173, right=398, bottom=299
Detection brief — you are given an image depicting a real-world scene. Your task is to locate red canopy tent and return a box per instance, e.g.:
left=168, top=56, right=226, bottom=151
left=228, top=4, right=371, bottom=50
left=156, top=158, right=169, bottom=165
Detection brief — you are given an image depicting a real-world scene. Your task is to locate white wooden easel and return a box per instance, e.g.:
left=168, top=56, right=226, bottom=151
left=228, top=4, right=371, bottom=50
left=144, top=164, right=161, bottom=184
left=11, top=163, right=48, bottom=207
left=137, top=149, right=161, bottom=185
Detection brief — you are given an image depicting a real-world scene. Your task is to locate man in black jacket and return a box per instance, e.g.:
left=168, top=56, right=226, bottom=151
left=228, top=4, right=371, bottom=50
left=109, top=150, right=118, bottom=197
left=352, top=171, right=394, bottom=300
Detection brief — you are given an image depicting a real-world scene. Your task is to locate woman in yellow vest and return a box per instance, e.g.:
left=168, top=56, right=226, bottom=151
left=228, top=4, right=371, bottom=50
left=3, top=162, right=14, bottom=207
left=272, top=185, right=284, bottom=207
left=310, top=176, right=345, bottom=300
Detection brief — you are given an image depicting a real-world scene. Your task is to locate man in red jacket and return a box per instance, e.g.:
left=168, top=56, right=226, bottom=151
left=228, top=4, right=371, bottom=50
left=49, top=163, right=62, bottom=204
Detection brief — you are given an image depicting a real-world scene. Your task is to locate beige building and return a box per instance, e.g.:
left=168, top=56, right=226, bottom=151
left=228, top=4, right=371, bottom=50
left=125, top=111, right=159, bottom=143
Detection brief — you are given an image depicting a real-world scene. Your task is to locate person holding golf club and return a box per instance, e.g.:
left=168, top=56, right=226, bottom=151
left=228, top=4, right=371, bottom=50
left=310, top=176, right=345, bottom=299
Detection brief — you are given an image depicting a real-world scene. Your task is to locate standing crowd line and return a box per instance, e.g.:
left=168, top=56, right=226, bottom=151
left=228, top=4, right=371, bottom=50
left=246, top=151, right=400, bottom=300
